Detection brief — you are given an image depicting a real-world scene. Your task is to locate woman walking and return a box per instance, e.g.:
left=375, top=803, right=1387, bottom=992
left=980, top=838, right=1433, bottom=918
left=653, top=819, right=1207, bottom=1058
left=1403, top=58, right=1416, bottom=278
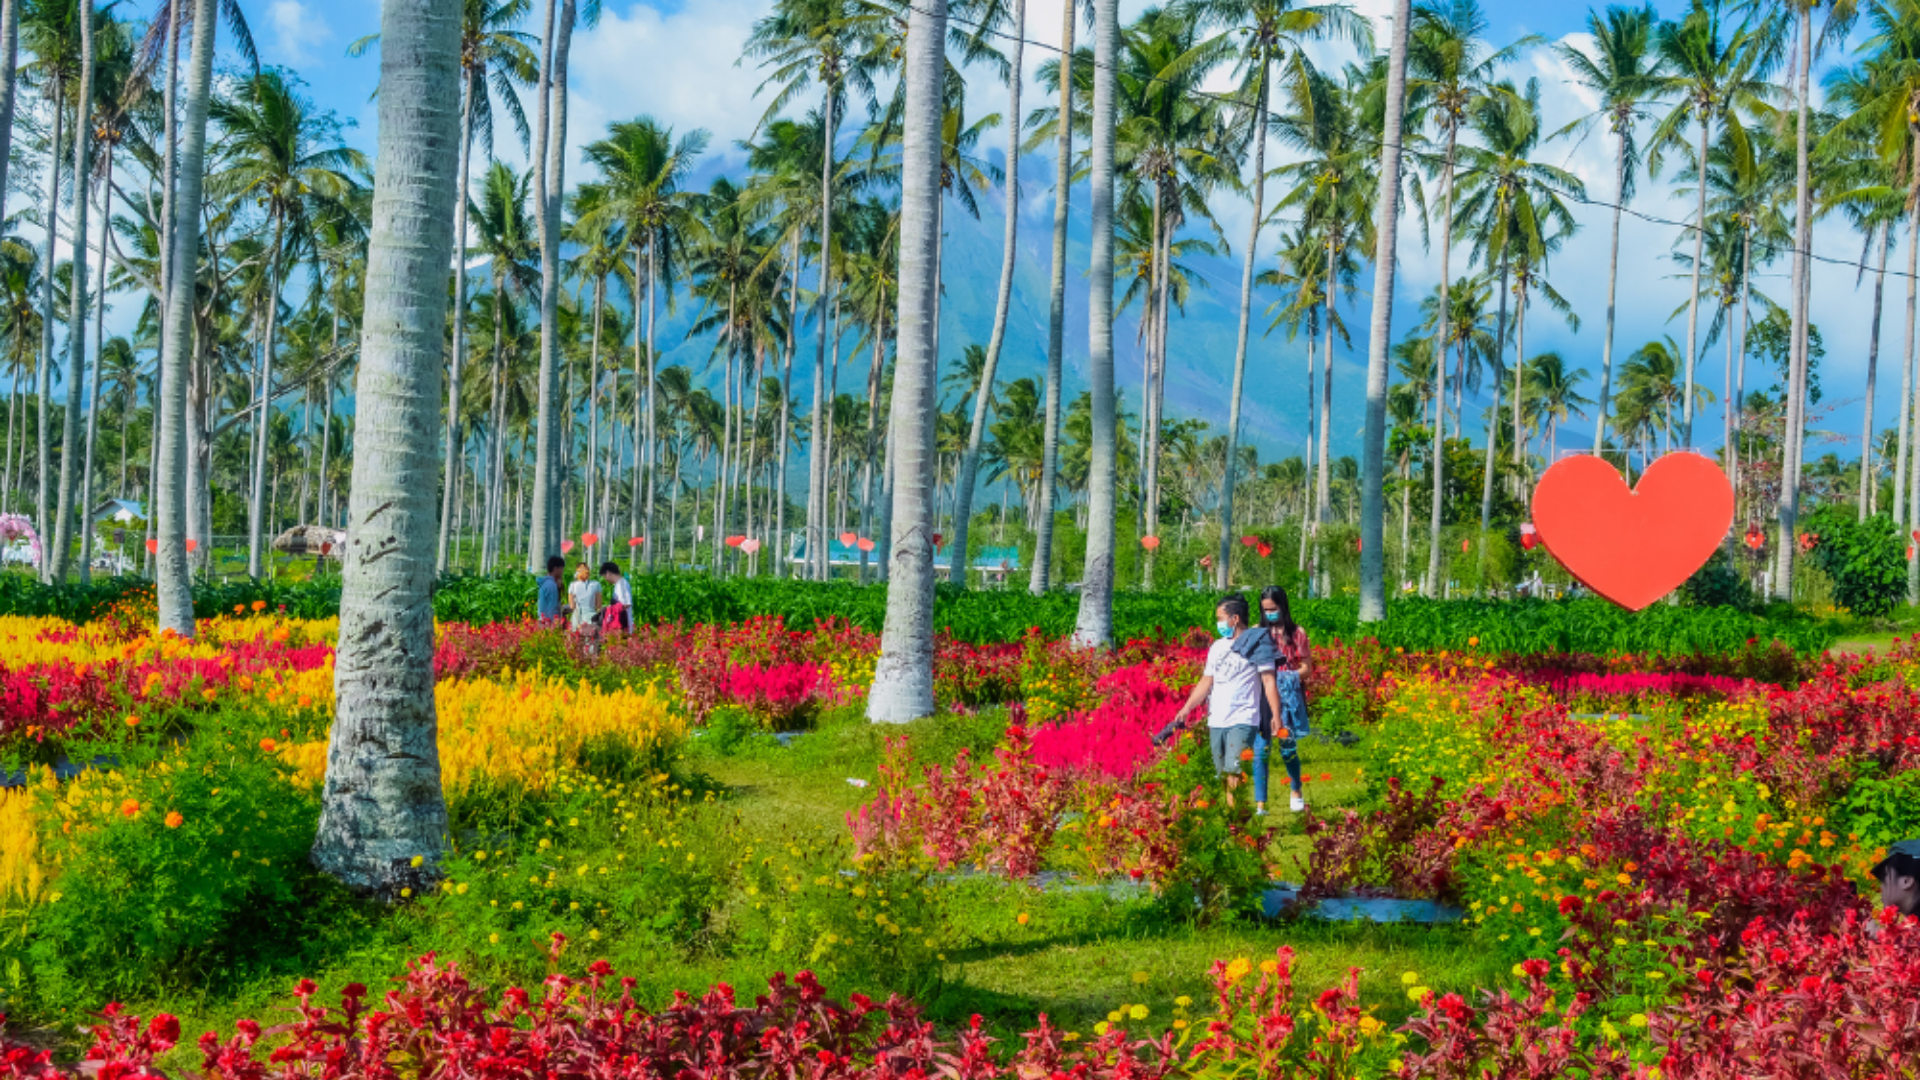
left=1257, top=585, right=1311, bottom=814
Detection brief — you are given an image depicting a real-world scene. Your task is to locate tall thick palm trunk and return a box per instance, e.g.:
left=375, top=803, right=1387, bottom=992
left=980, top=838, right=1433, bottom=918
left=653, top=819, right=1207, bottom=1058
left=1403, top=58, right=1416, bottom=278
left=1896, top=208, right=1918, bottom=523
left=806, top=85, right=839, bottom=582
left=947, top=0, right=1023, bottom=588
left=1357, top=0, right=1412, bottom=622
left=312, top=0, right=460, bottom=894
left=154, top=0, right=219, bottom=634
left=643, top=235, right=660, bottom=568
left=1030, top=0, right=1072, bottom=595
left=1072, top=0, right=1117, bottom=645
left=438, top=81, right=476, bottom=571
left=527, top=0, right=573, bottom=571
left=0, top=0, right=18, bottom=240
left=51, top=3, right=95, bottom=583
left=867, top=0, right=944, bottom=723
left=1215, top=54, right=1270, bottom=589
left=1423, top=127, right=1458, bottom=598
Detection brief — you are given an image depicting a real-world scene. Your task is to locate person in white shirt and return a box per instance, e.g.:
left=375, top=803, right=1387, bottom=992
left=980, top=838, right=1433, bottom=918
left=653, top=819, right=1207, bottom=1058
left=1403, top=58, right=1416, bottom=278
left=567, top=562, right=602, bottom=635
left=1164, top=594, right=1283, bottom=783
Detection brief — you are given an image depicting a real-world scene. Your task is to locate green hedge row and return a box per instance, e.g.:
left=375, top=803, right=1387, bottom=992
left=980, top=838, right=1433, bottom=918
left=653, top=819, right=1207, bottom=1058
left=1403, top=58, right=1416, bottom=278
left=0, top=569, right=1841, bottom=655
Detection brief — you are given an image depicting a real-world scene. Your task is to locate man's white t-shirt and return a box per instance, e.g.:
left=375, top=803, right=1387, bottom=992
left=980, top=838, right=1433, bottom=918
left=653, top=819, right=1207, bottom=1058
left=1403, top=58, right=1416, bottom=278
left=1204, top=636, right=1271, bottom=729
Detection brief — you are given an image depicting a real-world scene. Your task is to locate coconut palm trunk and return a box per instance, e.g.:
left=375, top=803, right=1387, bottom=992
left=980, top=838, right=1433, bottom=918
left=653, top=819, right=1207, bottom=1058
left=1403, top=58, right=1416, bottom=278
left=1896, top=205, right=1918, bottom=524
left=1215, top=50, right=1271, bottom=590
left=1073, top=0, right=1117, bottom=645
left=80, top=151, right=112, bottom=583
left=867, top=0, right=944, bottom=723
left=153, top=0, right=219, bottom=634
left=246, top=213, right=286, bottom=579
left=527, top=0, right=573, bottom=571
left=35, top=71, right=63, bottom=579
left=643, top=234, right=660, bottom=569
left=1424, top=125, right=1457, bottom=598
left=1592, top=118, right=1627, bottom=456
left=438, top=78, right=476, bottom=572
left=50, top=3, right=94, bottom=583
left=948, top=0, right=1022, bottom=589
left=311, top=0, right=460, bottom=894
left=1861, top=224, right=1889, bottom=520
left=1030, top=0, right=1072, bottom=596
left=1780, top=11, right=1810, bottom=601
left=1681, top=108, right=1709, bottom=446
left=805, top=84, right=839, bottom=583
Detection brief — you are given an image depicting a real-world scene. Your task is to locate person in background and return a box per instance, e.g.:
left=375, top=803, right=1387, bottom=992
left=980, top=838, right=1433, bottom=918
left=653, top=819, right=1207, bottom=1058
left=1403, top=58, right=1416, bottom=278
left=1258, top=585, right=1311, bottom=814
left=1156, top=595, right=1283, bottom=796
left=568, top=562, right=602, bottom=644
left=1873, top=841, right=1920, bottom=918
left=600, top=560, right=634, bottom=632
left=537, top=555, right=566, bottom=623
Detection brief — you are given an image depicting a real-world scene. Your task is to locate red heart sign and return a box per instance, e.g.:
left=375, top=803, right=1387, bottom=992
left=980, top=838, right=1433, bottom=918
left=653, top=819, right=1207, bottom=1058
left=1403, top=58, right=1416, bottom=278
left=145, top=539, right=158, bottom=554
left=839, top=531, right=858, bottom=546
left=562, top=541, right=575, bottom=554
left=1532, top=452, right=1733, bottom=612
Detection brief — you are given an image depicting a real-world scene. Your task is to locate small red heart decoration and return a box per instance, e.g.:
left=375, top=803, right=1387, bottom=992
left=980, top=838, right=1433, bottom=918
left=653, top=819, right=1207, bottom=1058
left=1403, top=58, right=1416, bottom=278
left=1240, top=535, right=1258, bottom=548
left=857, top=538, right=875, bottom=552
left=1256, top=542, right=1272, bottom=557
left=562, top=541, right=575, bottom=554
left=1532, top=452, right=1733, bottom=612
left=1140, top=535, right=1161, bottom=551
left=726, top=535, right=745, bottom=548
left=186, top=538, right=198, bottom=553
left=628, top=537, right=644, bottom=546
left=839, top=531, right=858, bottom=546
left=582, top=532, right=598, bottom=547
left=145, top=539, right=158, bottom=554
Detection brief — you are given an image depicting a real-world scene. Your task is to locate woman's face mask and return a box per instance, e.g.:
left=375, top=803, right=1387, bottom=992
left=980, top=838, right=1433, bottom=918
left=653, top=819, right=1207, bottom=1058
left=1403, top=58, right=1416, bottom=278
left=1263, top=609, right=1280, bottom=623
left=1215, top=621, right=1234, bottom=639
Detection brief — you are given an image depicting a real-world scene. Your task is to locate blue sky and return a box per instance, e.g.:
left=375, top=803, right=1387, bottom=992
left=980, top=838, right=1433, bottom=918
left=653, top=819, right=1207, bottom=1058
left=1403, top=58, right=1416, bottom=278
left=108, top=0, right=1895, bottom=464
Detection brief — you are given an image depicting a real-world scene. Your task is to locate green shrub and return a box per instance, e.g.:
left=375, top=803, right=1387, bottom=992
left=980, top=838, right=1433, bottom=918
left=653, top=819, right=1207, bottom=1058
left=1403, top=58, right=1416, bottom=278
left=3, top=739, right=337, bottom=1014
left=1801, top=506, right=1907, bottom=617
left=730, top=835, right=945, bottom=997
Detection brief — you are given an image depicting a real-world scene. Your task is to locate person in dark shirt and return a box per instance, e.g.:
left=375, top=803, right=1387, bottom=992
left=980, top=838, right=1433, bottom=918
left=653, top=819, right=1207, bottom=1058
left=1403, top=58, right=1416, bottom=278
left=536, top=555, right=565, bottom=622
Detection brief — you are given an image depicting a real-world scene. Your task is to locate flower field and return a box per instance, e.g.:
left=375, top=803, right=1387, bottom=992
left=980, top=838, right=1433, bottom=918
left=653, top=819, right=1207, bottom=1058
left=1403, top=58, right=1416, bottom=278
left=0, top=596, right=1916, bottom=1077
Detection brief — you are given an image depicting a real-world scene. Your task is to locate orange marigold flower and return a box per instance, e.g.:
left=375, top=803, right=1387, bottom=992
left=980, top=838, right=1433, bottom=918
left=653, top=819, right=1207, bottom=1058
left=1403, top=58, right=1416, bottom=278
left=1016, top=912, right=1030, bottom=925
left=164, top=811, right=184, bottom=829
left=252, top=600, right=267, bottom=612
left=124, top=714, right=141, bottom=728
left=260, top=738, right=278, bottom=753
left=1239, top=748, right=1254, bottom=762
left=121, top=799, right=140, bottom=818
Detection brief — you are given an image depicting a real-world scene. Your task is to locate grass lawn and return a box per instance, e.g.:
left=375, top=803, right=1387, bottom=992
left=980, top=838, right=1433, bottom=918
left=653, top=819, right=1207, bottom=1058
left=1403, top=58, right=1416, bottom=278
left=128, top=708, right=1490, bottom=1058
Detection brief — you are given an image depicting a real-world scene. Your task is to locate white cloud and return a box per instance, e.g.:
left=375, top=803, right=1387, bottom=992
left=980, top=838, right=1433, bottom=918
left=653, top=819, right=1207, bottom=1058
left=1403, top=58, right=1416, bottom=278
left=266, top=0, right=332, bottom=68
left=563, top=0, right=770, bottom=174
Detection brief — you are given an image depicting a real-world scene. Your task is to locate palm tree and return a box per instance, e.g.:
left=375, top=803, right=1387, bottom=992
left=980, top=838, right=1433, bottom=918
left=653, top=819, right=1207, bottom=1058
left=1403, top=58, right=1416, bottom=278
left=1522, top=351, right=1592, bottom=461
left=1358, top=0, right=1413, bottom=623
left=944, top=0, right=1024, bottom=590
left=468, top=161, right=538, bottom=569
left=1073, top=0, right=1118, bottom=647
left=1451, top=77, right=1580, bottom=523
left=311, top=0, right=459, bottom=896
left=1556, top=3, right=1665, bottom=460
left=1191, top=0, right=1368, bottom=589
left=211, top=69, right=366, bottom=578
left=524, top=0, right=594, bottom=572
left=46, top=0, right=97, bottom=580
left=1407, top=0, right=1527, bottom=597
left=577, top=117, right=707, bottom=566
left=152, top=0, right=220, bottom=635
left=1115, top=5, right=1230, bottom=586
left=435, top=0, right=537, bottom=571
left=744, top=0, right=882, bottom=582
left=1649, top=0, right=1768, bottom=448
left=1029, top=0, right=1074, bottom=595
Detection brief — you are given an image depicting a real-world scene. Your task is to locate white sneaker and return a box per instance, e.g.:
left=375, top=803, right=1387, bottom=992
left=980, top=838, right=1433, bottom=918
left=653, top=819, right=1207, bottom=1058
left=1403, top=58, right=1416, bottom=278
left=1289, top=793, right=1306, bottom=813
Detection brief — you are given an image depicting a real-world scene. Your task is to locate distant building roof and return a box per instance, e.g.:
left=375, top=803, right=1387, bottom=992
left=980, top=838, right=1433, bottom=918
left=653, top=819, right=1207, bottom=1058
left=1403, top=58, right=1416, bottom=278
left=89, top=498, right=144, bottom=524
